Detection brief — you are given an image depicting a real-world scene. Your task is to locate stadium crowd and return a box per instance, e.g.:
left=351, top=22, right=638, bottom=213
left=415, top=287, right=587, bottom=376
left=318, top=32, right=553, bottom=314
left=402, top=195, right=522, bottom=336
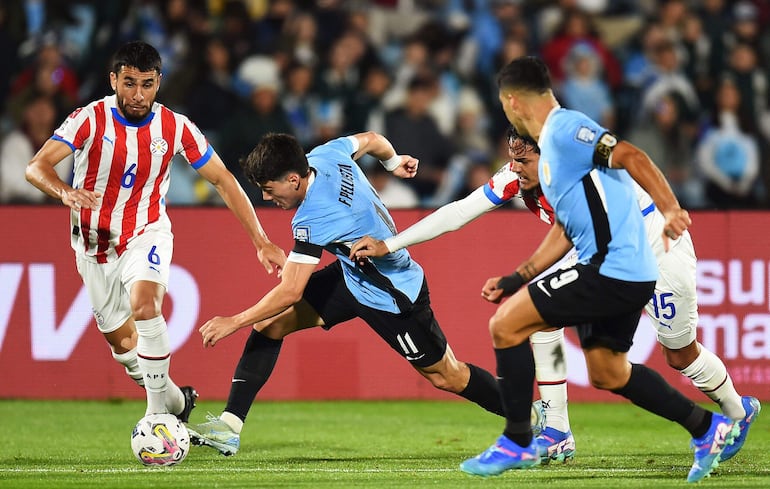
left=2, top=0, right=770, bottom=209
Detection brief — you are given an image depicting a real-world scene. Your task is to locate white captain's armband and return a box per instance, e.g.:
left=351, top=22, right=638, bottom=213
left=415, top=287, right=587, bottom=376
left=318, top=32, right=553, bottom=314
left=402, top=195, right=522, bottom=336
left=593, top=132, right=618, bottom=167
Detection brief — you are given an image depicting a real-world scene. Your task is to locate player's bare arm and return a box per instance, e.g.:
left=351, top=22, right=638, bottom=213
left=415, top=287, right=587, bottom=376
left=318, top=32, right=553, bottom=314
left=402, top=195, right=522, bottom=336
left=482, top=222, right=572, bottom=303
left=200, top=260, right=315, bottom=347
left=197, top=152, right=287, bottom=274
left=608, top=140, right=691, bottom=249
left=26, top=138, right=102, bottom=210
left=351, top=131, right=418, bottom=179
left=350, top=187, right=498, bottom=262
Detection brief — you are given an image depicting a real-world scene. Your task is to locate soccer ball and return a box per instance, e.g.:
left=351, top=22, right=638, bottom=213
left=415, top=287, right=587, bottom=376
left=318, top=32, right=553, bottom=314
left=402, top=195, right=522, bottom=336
left=531, top=399, right=546, bottom=436
left=130, top=413, right=190, bottom=466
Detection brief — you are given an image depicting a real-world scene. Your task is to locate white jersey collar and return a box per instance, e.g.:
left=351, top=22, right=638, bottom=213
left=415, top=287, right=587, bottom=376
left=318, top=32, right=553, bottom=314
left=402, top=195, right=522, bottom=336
left=537, top=104, right=562, bottom=147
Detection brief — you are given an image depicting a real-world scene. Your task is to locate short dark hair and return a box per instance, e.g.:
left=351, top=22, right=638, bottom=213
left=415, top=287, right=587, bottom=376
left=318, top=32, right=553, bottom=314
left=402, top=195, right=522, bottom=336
left=241, top=133, right=309, bottom=185
left=497, top=56, right=552, bottom=94
left=507, top=126, right=540, bottom=156
left=112, top=41, right=162, bottom=75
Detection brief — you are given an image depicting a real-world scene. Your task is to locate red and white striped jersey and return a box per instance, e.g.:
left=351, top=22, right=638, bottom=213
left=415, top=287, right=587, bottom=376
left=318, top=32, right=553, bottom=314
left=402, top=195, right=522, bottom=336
left=483, top=160, right=555, bottom=224
left=53, top=95, right=213, bottom=263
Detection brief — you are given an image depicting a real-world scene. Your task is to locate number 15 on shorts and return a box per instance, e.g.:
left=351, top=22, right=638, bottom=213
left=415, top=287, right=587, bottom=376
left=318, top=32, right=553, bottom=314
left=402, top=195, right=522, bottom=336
left=649, top=292, right=676, bottom=324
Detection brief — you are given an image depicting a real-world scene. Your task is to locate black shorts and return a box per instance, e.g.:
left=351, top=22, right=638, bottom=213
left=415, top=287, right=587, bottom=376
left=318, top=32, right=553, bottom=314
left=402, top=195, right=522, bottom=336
left=528, top=263, right=655, bottom=353
left=303, top=261, right=448, bottom=368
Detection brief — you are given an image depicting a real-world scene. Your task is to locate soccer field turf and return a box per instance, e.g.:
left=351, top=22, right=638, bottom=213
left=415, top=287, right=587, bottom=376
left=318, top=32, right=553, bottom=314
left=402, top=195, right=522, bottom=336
left=1, top=399, right=768, bottom=488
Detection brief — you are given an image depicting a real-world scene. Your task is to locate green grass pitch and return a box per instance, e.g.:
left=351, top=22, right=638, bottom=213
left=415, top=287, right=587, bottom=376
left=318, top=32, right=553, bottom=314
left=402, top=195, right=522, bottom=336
left=0, top=399, right=768, bottom=488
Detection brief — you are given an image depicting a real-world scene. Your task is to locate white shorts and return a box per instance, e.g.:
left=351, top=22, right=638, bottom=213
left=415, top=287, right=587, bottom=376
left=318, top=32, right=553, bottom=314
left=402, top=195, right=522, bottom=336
left=644, top=233, right=698, bottom=350
left=76, top=230, right=173, bottom=333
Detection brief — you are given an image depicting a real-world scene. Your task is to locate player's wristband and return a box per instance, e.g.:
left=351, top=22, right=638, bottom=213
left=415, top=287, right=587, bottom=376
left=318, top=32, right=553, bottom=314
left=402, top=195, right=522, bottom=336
left=496, top=272, right=525, bottom=297
left=380, top=154, right=401, bottom=171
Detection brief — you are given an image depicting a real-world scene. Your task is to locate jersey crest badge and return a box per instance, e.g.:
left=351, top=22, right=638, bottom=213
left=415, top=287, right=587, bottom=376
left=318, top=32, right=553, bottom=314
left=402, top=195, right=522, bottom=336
left=294, top=226, right=310, bottom=242
left=150, top=137, right=169, bottom=156
left=574, top=126, right=596, bottom=145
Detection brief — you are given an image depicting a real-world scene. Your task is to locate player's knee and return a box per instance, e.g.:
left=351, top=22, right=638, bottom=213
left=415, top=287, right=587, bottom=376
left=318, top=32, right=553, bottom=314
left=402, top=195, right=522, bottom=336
left=420, top=359, right=467, bottom=393
left=587, top=368, right=628, bottom=391
left=662, top=342, right=699, bottom=370
left=488, top=314, right=527, bottom=346
left=425, top=370, right=464, bottom=393
left=131, top=301, right=162, bottom=320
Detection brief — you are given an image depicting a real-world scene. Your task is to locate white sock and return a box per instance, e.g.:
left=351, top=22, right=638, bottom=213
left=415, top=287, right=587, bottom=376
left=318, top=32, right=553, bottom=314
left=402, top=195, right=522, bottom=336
left=221, top=411, right=244, bottom=434
left=164, top=377, right=185, bottom=416
left=112, top=347, right=144, bottom=386
left=531, top=329, right=570, bottom=432
left=136, top=316, right=171, bottom=415
left=680, top=345, right=745, bottom=420
left=111, top=346, right=184, bottom=414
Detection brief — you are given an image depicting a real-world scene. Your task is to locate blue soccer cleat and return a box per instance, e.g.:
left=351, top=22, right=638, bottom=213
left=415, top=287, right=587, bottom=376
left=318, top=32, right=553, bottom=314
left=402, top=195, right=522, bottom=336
left=719, top=396, right=761, bottom=462
left=535, top=426, right=575, bottom=464
left=460, top=434, right=540, bottom=477
left=687, top=413, right=738, bottom=483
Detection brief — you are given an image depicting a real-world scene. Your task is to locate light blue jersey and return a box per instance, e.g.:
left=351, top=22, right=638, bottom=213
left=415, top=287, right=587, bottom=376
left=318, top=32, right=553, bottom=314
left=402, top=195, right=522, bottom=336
left=292, top=137, right=424, bottom=313
left=537, top=108, right=657, bottom=282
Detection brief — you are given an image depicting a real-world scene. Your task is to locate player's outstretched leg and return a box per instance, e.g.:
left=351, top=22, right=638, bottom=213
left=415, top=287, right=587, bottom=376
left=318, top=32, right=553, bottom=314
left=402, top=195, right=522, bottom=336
left=687, top=413, right=739, bottom=483
left=187, top=412, right=241, bottom=456
left=460, top=435, right=539, bottom=476
left=719, top=396, right=761, bottom=462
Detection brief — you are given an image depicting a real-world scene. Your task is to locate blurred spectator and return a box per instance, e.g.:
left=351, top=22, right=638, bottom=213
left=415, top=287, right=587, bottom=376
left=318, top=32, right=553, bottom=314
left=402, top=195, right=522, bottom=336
left=279, top=11, right=320, bottom=67
left=424, top=86, right=493, bottom=207
left=186, top=36, right=239, bottom=147
left=366, top=163, right=420, bottom=209
left=316, top=30, right=366, bottom=101
left=454, top=86, right=492, bottom=160
left=381, top=34, right=430, bottom=111
left=384, top=74, right=454, bottom=204
left=694, top=0, right=729, bottom=101
left=721, top=42, right=770, bottom=202
left=680, top=11, right=715, bottom=113
left=489, top=34, right=529, bottom=138
left=622, top=21, right=668, bottom=91
left=219, top=0, right=257, bottom=68
left=540, top=8, right=622, bottom=90
left=638, top=39, right=700, bottom=128
left=219, top=55, right=294, bottom=205
left=0, top=3, right=20, bottom=119
left=656, top=0, right=688, bottom=43
left=0, top=93, right=73, bottom=204
left=722, top=42, right=769, bottom=139
left=696, top=77, right=761, bottom=208
left=628, top=92, right=702, bottom=208
left=282, top=61, right=320, bottom=148
left=538, top=0, right=612, bottom=42
left=343, top=63, right=391, bottom=135
left=558, top=41, right=615, bottom=130
left=8, top=33, right=79, bottom=123
left=252, top=0, right=295, bottom=55
left=723, top=1, right=770, bottom=74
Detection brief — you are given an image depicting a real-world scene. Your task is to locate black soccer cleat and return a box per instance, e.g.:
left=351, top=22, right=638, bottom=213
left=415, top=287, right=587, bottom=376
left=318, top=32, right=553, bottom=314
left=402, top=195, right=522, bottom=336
left=176, top=386, right=198, bottom=423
